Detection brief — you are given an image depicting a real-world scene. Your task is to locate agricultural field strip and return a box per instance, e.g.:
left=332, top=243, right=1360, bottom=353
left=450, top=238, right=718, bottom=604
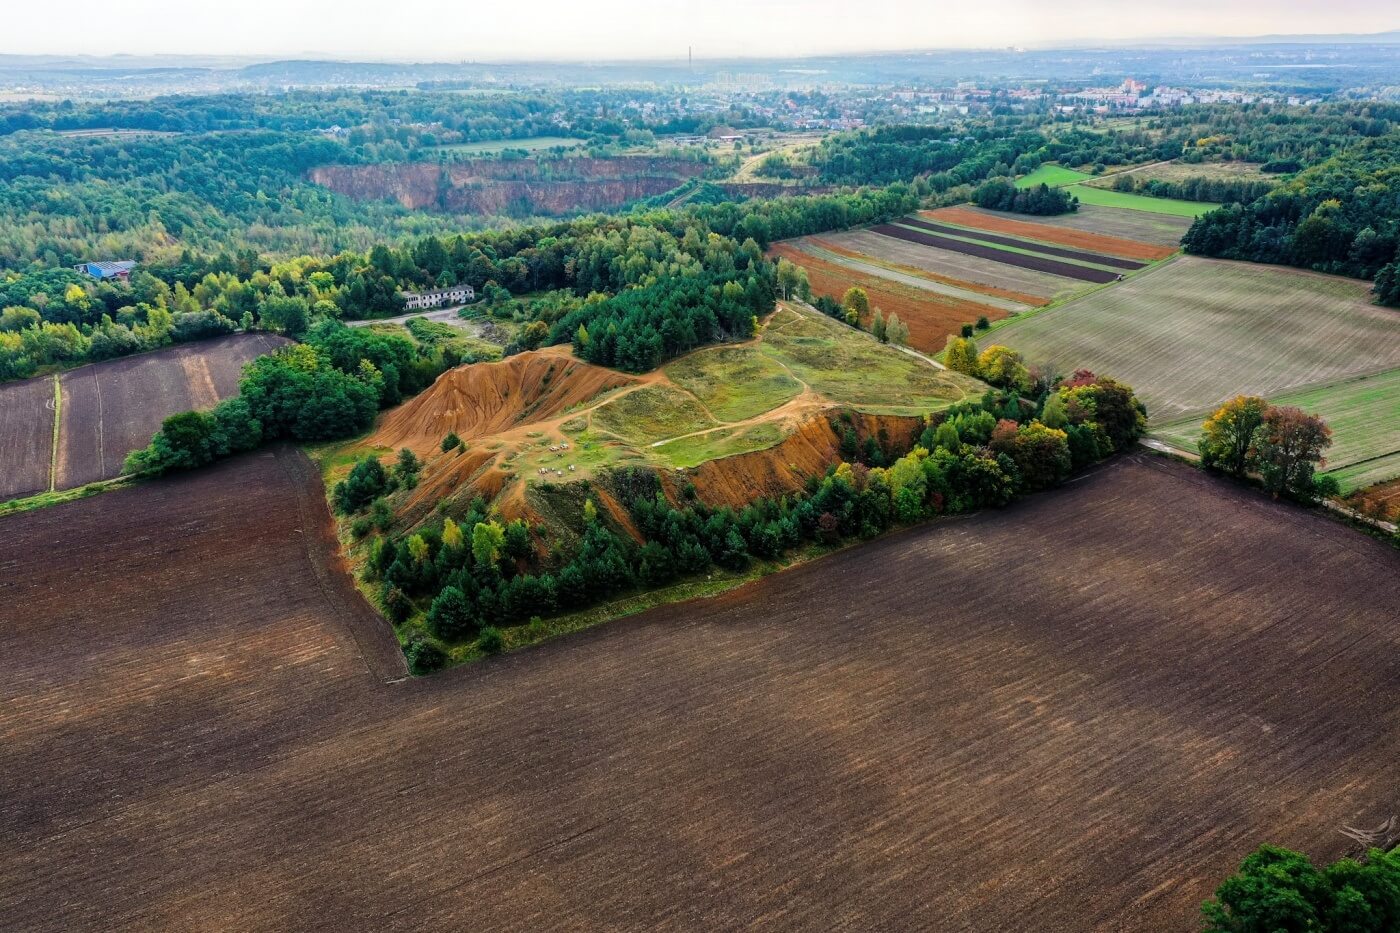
left=1151, top=367, right=1400, bottom=490
left=822, top=228, right=1077, bottom=300
left=898, top=216, right=1146, bottom=271
left=767, top=243, right=1013, bottom=354
left=793, top=242, right=1030, bottom=313
left=0, top=374, right=58, bottom=502
left=1328, top=453, right=1400, bottom=494
left=808, top=235, right=1051, bottom=306
left=891, top=218, right=1138, bottom=274
left=921, top=207, right=1177, bottom=261
left=872, top=224, right=1122, bottom=284
left=992, top=257, right=1400, bottom=423
left=985, top=203, right=1194, bottom=248
left=6, top=454, right=1400, bottom=931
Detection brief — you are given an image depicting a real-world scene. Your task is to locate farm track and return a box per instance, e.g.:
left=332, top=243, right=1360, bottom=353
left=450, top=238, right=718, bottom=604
left=4, top=452, right=1400, bottom=931
left=873, top=223, right=1122, bottom=284
left=899, top=216, right=1147, bottom=271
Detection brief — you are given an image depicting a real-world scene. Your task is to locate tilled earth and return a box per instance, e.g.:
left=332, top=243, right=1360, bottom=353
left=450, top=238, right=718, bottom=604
left=3, top=450, right=1398, bottom=931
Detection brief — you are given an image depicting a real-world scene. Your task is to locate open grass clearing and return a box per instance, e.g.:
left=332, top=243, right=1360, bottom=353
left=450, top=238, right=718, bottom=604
left=992, top=256, right=1400, bottom=424
left=588, top=383, right=718, bottom=447
left=760, top=303, right=983, bottom=415
left=1016, top=163, right=1217, bottom=217
left=1083, top=160, right=1274, bottom=188
left=663, top=346, right=803, bottom=422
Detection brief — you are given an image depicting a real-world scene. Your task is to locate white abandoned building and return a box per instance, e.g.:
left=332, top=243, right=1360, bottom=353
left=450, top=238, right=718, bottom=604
left=399, top=284, right=475, bottom=310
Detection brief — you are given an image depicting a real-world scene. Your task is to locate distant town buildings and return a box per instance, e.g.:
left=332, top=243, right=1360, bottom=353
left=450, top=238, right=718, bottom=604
left=73, top=260, right=136, bottom=282
left=400, top=284, right=475, bottom=310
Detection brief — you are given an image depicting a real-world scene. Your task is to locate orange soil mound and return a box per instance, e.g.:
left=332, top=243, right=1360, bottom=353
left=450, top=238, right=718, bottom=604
left=923, top=207, right=1177, bottom=262
left=671, top=411, right=924, bottom=510
left=366, top=347, right=636, bottom=456
left=769, top=244, right=1007, bottom=353
left=808, top=236, right=1049, bottom=307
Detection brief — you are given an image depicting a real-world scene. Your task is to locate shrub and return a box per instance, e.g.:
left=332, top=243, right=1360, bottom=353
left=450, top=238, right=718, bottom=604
left=404, top=634, right=447, bottom=675
left=477, top=626, right=504, bottom=654
left=441, top=432, right=462, bottom=452
left=334, top=456, right=389, bottom=515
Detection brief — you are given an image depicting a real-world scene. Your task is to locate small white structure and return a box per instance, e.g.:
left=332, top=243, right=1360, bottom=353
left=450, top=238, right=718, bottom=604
left=400, top=284, right=475, bottom=311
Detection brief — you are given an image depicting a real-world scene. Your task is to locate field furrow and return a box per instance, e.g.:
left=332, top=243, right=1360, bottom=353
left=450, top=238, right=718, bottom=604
left=872, top=223, right=1123, bottom=284
left=899, top=216, right=1147, bottom=270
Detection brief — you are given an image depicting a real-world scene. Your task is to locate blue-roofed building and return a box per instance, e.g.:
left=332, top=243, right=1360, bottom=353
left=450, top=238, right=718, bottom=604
left=73, top=260, right=137, bottom=282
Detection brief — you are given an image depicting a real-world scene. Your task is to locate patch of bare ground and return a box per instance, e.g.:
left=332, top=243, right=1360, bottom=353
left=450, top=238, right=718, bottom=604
left=3, top=453, right=1399, bottom=930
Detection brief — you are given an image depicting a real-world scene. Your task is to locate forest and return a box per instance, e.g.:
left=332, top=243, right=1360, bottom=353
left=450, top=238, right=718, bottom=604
left=1182, top=135, right=1400, bottom=298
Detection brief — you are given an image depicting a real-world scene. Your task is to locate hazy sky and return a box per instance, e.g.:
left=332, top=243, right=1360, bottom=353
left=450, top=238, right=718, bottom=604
left=4, top=1, right=1396, bottom=60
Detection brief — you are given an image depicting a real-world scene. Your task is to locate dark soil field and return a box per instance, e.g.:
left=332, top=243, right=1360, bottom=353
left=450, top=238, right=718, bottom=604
left=3, top=452, right=1398, bottom=931
left=902, top=216, right=1147, bottom=270
left=0, top=373, right=55, bottom=501
left=53, top=333, right=286, bottom=489
left=874, top=223, right=1122, bottom=284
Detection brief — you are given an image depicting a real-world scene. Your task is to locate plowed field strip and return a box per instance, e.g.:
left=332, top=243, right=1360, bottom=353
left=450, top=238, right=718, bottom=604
left=900, top=216, right=1147, bottom=271
left=4, top=455, right=1400, bottom=931
left=795, top=241, right=1030, bottom=313
left=809, top=236, right=1049, bottom=306
left=0, top=374, right=59, bottom=501
left=872, top=224, right=1122, bottom=284
left=923, top=206, right=1177, bottom=261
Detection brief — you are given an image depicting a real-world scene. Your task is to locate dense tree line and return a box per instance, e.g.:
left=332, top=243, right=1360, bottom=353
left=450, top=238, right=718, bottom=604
left=1181, top=135, right=1400, bottom=296
left=360, top=369, right=1145, bottom=672
left=0, top=183, right=922, bottom=381
left=1047, top=102, right=1399, bottom=171
left=972, top=179, right=1078, bottom=215
left=1106, top=173, right=1276, bottom=205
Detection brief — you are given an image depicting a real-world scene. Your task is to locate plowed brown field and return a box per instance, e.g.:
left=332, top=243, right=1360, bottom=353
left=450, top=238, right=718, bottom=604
left=5, top=452, right=1399, bottom=931
left=55, top=334, right=286, bottom=489
left=924, top=207, right=1178, bottom=261
left=769, top=243, right=1007, bottom=352
left=0, top=374, right=56, bottom=501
